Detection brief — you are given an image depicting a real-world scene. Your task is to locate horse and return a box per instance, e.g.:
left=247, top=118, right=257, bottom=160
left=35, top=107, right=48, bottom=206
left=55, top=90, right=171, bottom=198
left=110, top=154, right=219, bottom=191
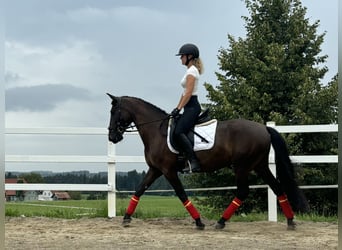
left=107, top=94, right=307, bottom=230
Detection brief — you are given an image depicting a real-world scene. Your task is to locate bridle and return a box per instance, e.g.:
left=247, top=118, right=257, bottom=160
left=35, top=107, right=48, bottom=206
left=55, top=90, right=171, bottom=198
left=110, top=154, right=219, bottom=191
left=109, top=97, right=169, bottom=135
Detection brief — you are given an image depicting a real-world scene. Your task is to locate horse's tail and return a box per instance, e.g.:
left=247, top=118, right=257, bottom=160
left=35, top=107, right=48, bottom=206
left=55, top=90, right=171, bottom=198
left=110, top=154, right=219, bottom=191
left=266, top=126, right=308, bottom=212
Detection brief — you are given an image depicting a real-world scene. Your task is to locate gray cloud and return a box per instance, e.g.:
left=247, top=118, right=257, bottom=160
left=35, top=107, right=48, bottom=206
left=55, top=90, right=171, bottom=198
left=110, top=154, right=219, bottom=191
left=5, top=84, right=92, bottom=111
left=4, top=71, right=22, bottom=85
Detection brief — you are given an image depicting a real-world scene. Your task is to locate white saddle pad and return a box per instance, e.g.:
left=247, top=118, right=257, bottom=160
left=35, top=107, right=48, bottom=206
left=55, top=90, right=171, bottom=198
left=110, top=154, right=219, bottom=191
left=167, top=119, right=218, bottom=154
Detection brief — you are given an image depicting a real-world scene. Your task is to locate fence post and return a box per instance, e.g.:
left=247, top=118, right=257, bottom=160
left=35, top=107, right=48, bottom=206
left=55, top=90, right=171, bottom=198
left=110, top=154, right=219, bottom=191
left=107, top=142, right=116, bottom=218
left=266, top=121, right=277, bottom=222
left=0, top=31, right=5, bottom=250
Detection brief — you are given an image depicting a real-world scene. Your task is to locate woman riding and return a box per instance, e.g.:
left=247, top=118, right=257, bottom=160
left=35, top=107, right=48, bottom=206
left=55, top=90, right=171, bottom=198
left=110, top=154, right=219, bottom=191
left=171, top=43, right=204, bottom=173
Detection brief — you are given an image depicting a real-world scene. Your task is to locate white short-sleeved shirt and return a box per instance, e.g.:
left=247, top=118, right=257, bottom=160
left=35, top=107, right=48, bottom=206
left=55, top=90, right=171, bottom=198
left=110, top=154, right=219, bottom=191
left=180, top=65, right=199, bottom=96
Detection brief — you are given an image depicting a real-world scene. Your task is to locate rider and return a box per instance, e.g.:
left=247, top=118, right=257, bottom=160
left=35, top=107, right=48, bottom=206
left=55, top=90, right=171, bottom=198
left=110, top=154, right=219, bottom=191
left=171, top=43, right=204, bottom=173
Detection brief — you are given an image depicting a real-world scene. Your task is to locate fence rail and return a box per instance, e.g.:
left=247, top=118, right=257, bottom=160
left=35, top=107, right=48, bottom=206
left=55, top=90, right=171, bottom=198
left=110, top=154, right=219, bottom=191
left=5, top=123, right=338, bottom=220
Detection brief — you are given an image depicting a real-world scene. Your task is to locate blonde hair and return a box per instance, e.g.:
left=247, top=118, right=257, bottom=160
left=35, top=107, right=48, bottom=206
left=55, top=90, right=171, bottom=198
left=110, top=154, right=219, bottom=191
left=193, top=58, right=204, bottom=75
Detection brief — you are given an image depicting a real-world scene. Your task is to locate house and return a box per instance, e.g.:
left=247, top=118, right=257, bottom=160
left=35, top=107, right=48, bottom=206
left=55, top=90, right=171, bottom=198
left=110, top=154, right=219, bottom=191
left=53, top=192, right=71, bottom=200
left=24, top=190, right=39, bottom=201
left=38, top=190, right=54, bottom=201
left=5, top=178, right=27, bottom=201
left=38, top=191, right=71, bottom=201
left=6, top=178, right=71, bottom=201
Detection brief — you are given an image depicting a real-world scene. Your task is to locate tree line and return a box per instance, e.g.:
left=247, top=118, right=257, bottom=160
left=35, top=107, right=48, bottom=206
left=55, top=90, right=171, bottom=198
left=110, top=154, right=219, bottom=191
left=5, top=170, right=173, bottom=199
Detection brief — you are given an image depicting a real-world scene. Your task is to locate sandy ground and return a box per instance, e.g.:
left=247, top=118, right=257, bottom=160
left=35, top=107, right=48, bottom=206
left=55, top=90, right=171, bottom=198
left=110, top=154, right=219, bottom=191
left=5, top=216, right=338, bottom=250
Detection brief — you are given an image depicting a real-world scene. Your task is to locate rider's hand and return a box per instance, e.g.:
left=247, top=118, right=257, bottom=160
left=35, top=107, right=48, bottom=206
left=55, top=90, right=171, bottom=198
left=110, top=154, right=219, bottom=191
left=170, top=108, right=180, bottom=117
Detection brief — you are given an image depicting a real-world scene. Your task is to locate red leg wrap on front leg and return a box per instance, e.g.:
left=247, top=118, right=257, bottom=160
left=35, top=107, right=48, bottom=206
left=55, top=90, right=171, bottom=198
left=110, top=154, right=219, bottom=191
left=278, top=194, right=294, bottom=219
left=222, top=197, right=242, bottom=221
left=126, top=195, right=140, bottom=215
left=183, top=200, right=200, bottom=220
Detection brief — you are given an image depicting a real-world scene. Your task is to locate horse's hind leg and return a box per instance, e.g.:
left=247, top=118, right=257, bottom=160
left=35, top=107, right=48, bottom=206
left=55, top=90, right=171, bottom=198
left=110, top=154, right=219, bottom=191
left=215, top=170, right=249, bottom=229
left=255, top=167, right=296, bottom=230
left=122, top=168, right=162, bottom=227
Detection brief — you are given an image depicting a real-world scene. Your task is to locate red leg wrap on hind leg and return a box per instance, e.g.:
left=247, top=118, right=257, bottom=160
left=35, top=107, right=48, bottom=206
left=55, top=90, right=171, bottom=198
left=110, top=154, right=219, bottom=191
left=183, top=200, right=200, bottom=220
left=126, top=195, right=140, bottom=215
left=278, top=194, right=294, bottom=219
left=222, top=197, right=242, bottom=221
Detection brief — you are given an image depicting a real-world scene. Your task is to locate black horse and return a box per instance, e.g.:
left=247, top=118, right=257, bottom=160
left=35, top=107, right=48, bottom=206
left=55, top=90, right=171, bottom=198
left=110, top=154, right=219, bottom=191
left=107, top=94, right=307, bottom=230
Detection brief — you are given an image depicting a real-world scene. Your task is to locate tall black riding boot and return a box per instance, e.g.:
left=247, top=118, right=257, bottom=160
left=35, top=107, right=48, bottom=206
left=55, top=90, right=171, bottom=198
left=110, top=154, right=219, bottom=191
left=176, top=134, right=201, bottom=173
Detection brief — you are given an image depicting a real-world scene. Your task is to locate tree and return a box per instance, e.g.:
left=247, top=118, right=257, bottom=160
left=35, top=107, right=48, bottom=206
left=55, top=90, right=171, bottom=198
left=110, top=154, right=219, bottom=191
left=127, top=170, right=143, bottom=191
left=68, top=191, right=82, bottom=200
left=189, top=0, right=337, bottom=214
left=19, top=172, right=44, bottom=183
left=5, top=172, right=17, bottom=178
left=205, top=0, right=333, bottom=124
left=15, top=178, right=25, bottom=201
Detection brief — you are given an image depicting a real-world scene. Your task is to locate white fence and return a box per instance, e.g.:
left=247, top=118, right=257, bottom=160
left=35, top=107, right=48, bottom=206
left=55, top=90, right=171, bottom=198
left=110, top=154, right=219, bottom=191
left=5, top=123, right=338, bottom=220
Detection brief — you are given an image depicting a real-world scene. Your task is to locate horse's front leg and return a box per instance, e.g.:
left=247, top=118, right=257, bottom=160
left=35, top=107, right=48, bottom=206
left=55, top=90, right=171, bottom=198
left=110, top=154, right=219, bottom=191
left=164, top=171, right=205, bottom=230
left=122, top=167, right=162, bottom=227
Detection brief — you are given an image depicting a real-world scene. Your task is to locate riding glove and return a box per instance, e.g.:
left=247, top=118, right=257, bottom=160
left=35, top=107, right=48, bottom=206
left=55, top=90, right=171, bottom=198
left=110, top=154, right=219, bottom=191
left=171, top=108, right=180, bottom=117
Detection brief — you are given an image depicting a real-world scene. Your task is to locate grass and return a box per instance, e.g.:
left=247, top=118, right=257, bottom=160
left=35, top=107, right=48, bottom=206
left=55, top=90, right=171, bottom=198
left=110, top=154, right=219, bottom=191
left=5, top=200, right=107, bottom=219
left=5, top=195, right=337, bottom=223
left=295, top=212, right=338, bottom=223
left=117, top=195, right=189, bottom=219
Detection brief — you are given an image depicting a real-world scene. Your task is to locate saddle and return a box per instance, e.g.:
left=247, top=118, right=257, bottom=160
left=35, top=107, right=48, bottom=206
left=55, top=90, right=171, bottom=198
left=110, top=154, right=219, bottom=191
left=195, top=109, right=211, bottom=124
left=168, top=109, right=216, bottom=153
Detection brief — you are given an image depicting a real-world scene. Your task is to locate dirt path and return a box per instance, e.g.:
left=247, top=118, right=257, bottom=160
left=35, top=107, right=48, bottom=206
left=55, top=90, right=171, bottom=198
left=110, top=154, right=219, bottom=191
left=5, top=217, right=338, bottom=249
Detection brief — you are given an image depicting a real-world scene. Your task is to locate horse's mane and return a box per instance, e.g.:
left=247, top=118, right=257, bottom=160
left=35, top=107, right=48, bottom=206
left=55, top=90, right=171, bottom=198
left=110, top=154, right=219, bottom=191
left=122, top=96, right=168, bottom=116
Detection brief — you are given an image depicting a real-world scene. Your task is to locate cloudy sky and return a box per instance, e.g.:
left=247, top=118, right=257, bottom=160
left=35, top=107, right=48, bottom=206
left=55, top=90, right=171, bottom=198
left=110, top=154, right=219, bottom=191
left=4, top=0, right=338, bottom=173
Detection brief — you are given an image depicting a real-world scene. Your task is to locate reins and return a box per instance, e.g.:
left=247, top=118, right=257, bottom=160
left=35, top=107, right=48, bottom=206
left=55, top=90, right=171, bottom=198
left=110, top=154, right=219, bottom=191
left=123, top=116, right=170, bottom=132
left=113, top=96, right=170, bottom=133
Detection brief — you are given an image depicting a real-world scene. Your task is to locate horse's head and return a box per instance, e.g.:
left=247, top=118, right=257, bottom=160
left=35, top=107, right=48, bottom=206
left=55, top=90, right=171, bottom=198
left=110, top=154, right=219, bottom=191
left=107, top=93, right=133, bottom=143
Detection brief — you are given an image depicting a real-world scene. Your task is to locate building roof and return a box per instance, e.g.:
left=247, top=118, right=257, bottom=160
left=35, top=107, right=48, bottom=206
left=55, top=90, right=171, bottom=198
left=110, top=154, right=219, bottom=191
left=53, top=192, right=71, bottom=200
left=5, top=178, right=27, bottom=197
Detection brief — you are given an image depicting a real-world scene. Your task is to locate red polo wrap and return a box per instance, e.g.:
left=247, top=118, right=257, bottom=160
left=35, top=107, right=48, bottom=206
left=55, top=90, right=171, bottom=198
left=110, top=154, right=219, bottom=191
left=126, top=195, right=140, bottom=215
left=222, top=197, right=242, bottom=220
left=278, top=194, right=294, bottom=219
left=183, top=200, right=200, bottom=219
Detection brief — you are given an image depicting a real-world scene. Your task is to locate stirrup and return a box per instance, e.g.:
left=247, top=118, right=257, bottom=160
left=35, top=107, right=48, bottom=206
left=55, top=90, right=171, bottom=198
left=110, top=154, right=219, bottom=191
left=183, top=160, right=201, bottom=173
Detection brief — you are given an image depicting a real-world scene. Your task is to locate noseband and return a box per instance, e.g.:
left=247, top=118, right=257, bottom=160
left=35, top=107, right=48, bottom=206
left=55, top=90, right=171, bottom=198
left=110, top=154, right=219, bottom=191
left=109, top=97, right=132, bottom=136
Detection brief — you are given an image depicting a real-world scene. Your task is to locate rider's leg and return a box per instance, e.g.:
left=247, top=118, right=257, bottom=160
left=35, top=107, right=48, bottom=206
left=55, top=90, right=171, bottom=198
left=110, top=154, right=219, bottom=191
left=173, top=97, right=201, bottom=173
left=175, top=133, right=201, bottom=172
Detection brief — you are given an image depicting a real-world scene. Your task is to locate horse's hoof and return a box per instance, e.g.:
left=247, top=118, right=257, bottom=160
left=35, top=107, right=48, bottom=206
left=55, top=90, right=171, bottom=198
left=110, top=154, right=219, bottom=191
left=215, top=222, right=225, bottom=230
left=287, top=219, right=296, bottom=230
left=287, top=223, right=296, bottom=230
left=195, top=219, right=205, bottom=230
left=122, top=218, right=132, bottom=227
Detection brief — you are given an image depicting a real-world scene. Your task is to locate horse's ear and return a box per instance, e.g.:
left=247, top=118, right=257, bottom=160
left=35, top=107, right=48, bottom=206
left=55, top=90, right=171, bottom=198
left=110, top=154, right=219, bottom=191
left=106, top=93, right=119, bottom=105
left=106, top=93, right=117, bottom=101
left=106, top=93, right=115, bottom=99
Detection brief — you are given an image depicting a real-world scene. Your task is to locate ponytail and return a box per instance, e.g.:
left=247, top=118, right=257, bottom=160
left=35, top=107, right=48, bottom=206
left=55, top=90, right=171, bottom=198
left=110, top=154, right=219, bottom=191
left=193, top=58, right=204, bottom=75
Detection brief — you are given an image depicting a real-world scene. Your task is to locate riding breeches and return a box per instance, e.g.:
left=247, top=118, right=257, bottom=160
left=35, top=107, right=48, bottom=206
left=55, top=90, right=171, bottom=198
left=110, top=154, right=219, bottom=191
left=174, top=96, right=201, bottom=136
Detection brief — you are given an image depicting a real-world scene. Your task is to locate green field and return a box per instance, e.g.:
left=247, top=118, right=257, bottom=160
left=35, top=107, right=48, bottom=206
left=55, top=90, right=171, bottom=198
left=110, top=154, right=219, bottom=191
left=5, top=195, right=337, bottom=223
left=5, top=196, right=189, bottom=219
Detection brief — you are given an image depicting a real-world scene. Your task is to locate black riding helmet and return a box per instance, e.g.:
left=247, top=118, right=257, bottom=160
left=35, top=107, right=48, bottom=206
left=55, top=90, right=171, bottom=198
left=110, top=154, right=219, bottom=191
left=176, top=43, right=200, bottom=58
